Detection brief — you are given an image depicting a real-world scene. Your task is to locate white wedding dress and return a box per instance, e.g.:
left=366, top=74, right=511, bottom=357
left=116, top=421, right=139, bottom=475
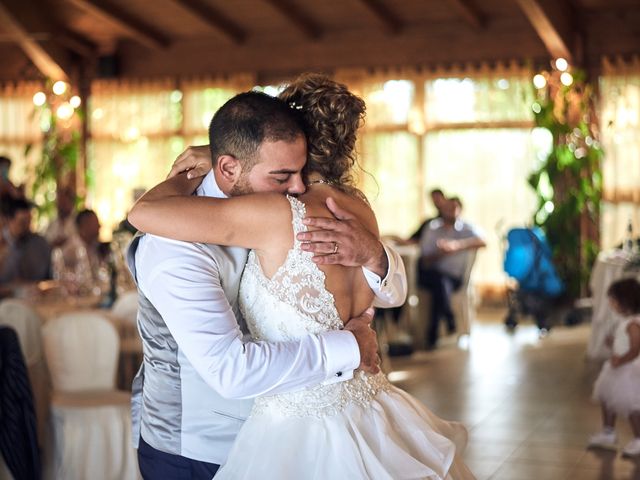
left=216, top=196, right=475, bottom=480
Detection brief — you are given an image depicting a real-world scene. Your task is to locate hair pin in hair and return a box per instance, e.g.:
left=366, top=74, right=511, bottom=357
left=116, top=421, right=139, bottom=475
left=288, top=101, right=303, bottom=111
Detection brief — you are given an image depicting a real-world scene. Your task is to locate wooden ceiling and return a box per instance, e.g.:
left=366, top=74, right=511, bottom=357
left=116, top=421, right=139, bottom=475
left=0, top=0, right=639, bottom=83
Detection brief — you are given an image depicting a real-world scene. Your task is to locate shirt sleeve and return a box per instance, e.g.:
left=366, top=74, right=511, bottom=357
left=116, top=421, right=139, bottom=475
left=362, top=243, right=408, bottom=308
left=136, top=237, right=360, bottom=400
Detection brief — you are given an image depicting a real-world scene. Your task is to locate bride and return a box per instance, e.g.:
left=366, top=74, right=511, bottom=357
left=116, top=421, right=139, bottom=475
left=129, top=74, right=474, bottom=479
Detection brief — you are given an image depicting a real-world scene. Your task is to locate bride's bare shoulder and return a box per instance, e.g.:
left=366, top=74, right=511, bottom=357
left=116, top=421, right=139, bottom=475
left=301, top=188, right=379, bottom=236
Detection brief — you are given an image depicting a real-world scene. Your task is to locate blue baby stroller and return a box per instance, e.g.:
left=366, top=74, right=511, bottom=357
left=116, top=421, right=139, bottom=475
left=503, top=227, right=564, bottom=331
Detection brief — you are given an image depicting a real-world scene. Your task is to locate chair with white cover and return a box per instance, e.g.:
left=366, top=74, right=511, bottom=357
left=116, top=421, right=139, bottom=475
left=450, top=249, right=478, bottom=338
left=111, top=290, right=139, bottom=325
left=42, top=312, right=140, bottom=480
left=413, top=249, right=479, bottom=349
left=0, top=299, right=49, bottom=449
left=110, top=290, right=141, bottom=389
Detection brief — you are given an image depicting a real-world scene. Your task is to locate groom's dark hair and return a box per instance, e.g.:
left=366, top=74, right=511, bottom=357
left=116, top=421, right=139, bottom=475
left=208, top=91, right=305, bottom=169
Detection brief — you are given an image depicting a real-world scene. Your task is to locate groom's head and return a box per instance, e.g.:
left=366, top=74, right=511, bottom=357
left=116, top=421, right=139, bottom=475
left=209, top=91, right=307, bottom=197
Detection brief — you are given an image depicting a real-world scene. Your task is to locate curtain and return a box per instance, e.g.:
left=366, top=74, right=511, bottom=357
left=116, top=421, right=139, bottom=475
left=0, top=83, right=43, bottom=194
left=340, top=70, right=541, bottom=291
left=599, top=68, right=640, bottom=250
left=88, top=80, right=183, bottom=237
left=87, top=76, right=252, bottom=238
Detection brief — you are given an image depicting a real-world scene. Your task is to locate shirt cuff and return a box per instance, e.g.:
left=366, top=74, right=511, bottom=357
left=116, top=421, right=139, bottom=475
left=319, top=329, right=359, bottom=384
left=362, top=244, right=393, bottom=292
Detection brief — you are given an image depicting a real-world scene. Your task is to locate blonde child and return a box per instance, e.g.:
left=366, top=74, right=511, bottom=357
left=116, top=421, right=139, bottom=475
left=589, top=277, right=640, bottom=456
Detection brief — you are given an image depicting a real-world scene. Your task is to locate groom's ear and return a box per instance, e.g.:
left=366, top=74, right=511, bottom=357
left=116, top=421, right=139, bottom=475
left=217, top=155, right=242, bottom=184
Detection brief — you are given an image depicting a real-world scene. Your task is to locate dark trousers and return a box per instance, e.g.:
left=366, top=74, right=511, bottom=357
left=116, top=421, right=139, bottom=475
left=418, top=268, right=462, bottom=347
left=137, top=436, right=220, bottom=480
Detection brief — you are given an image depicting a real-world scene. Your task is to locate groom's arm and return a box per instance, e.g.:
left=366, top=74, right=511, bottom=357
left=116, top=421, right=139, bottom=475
left=136, top=236, right=377, bottom=400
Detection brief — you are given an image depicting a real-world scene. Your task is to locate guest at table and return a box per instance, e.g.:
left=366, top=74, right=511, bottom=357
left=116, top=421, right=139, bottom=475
left=409, top=188, right=447, bottom=242
left=418, top=196, right=485, bottom=348
left=57, top=209, right=110, bottom=295
left=0, top=197, right=52, bottom=290
left=0, top=156, right=25, bottom=200
left=44, top=186, right=76, bottom=248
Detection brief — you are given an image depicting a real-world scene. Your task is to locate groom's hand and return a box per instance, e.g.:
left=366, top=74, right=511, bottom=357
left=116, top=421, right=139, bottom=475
left=344, top=308, right=381, bottom=374
left=298, top=197, right=388, bottom=278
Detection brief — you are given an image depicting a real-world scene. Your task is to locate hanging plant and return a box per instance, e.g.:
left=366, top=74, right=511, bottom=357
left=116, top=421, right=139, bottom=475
left=528, top=64, right=603, bottom=299
left=28, top=79, right=84, bottom=226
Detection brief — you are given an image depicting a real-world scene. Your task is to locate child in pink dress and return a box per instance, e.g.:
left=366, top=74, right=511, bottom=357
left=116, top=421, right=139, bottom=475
left=589, top=277, right=640, bottom=457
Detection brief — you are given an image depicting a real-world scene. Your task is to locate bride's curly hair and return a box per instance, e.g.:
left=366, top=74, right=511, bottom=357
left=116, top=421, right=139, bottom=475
left=279, top=74, right=366, bottom=190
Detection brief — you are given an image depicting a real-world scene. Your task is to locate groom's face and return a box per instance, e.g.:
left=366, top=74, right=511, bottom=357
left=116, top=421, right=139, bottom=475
left=232, top=134, right=307, bottom=196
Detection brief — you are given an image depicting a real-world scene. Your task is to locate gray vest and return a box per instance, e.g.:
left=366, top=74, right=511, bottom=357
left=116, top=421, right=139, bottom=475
left=127, top=233, right=253, bottom=464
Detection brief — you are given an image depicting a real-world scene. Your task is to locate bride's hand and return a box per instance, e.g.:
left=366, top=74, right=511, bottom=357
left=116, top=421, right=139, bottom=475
left=168, top=145, right=212, bottom=179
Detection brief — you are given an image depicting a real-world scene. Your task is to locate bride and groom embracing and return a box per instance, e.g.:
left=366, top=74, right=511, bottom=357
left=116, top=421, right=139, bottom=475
left=126, top=74, right=474, bottom=479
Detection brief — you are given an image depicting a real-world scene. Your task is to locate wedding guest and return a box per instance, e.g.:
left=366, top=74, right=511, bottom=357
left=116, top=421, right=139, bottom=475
left=418, top=196, right=485, bottom=348
left=0, top=197, right=51, bottom=288
left=44, top=186, right=76, bottom=248
left=57, top=209, right=109, bottom=293
left=409, top=188, right=447, bottom=242
left=589, top=278, right=640, bottom=457
left=0, top=156, right=25, bottom=200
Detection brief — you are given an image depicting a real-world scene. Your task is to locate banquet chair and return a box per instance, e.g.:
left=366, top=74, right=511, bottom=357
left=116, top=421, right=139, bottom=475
left=110, top=290, right=142, bottom=389
left=450, top=249, right=478, bottom=338
left=42, top=312, right=140, bottom=480
left=413, top=249, right=478, bottom=349
left=0, top=299, right=49, bottom=449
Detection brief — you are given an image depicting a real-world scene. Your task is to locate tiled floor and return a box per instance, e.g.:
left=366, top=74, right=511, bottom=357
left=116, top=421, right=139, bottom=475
left=388, top=309, right=640, bottom=480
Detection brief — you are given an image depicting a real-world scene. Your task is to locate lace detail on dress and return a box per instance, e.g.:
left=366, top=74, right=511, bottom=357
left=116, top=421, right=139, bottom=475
left=253, top=371, right=391, bottom=418
left=240, top=195, right=343, bottom=341
left=238, top=195, right=390, bottom=418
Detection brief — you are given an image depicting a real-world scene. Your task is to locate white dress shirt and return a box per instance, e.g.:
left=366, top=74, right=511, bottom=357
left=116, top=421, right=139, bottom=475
left=135, top=171, right=407, bottom=399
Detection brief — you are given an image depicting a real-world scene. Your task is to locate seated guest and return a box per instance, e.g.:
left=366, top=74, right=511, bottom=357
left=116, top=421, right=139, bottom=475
left=58, top=209, right=109, bottom=294
left=0, top=198, right=52, bottom=288
left=44, top=186, right=76, bottom=248
left=418, top=196, right=485, bottom=348
left=0, top=156, right=25, bottom=200
left=409, top=188, right=447, bottom=242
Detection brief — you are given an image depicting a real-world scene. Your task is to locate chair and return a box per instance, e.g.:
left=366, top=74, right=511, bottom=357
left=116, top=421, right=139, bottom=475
left=413, top=249, right=478, bottom=349
left=0, top=299, right=50, bottom=450
left=111, top=290, right=139, bottom=325
left=42, top=312, right=140, bottom=480
left=450, top=249, right=478, bottom=338
left=110, top=290, right=142, bottom=389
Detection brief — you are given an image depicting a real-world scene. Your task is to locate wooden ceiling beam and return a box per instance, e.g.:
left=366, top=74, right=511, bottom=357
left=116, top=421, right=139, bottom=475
left=357, top=0, right=403, bottom=35
left=447, top=0, right=485, bottom=30
left=57, top=29, right=97, bottom=58
left=68, top=0, right=169, bottom=49
left=516, top=0, right=575, bottom=62
left=0, top=0, right=69, bottom=80
left=172, top=0, right=246, bottom=44
left=262, top=0, right=322, bottom=40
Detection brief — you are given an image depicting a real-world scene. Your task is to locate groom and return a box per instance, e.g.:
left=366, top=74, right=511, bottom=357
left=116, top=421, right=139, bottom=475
left=127, top=91, right=407, bottom=479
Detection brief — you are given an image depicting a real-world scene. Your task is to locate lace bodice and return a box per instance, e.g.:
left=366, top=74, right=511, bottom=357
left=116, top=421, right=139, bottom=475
left=238, top=195, right=389, bottom=418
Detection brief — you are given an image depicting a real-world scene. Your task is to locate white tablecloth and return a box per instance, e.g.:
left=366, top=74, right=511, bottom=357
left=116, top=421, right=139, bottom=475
left=587, top=250, right=639, bottom=359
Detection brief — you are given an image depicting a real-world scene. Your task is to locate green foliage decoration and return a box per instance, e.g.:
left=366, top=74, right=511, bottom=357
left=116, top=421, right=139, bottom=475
left=528, top=68, right=603, bottom=298
left=28, top=80, right=84, bottom=225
